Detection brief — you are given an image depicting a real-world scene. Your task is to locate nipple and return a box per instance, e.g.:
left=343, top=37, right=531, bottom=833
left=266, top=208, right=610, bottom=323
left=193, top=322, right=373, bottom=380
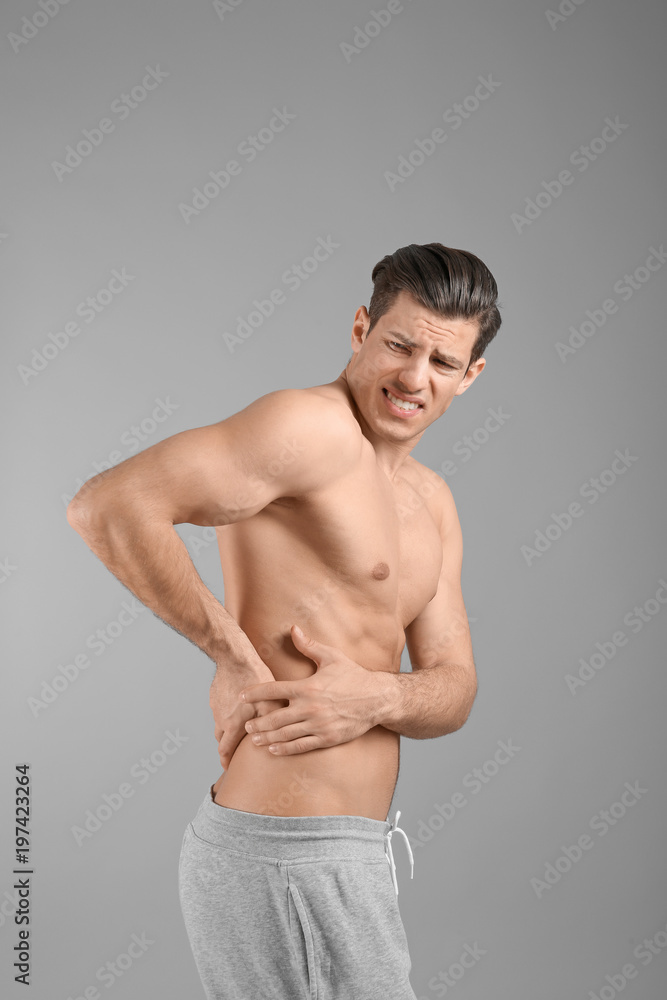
left=372, top=561, right=390, bottom=581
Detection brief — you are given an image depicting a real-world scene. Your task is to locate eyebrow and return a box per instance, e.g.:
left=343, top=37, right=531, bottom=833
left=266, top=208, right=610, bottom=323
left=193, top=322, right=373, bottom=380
left=386, top=331, right=466, bottom=370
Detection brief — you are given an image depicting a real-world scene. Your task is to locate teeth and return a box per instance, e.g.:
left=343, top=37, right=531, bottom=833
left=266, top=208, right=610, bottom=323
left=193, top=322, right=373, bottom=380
left=386, top=390, right=420, bottom=411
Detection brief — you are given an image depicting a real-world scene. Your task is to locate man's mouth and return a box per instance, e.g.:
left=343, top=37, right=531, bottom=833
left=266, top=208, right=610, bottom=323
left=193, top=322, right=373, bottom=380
left=382, top=388, right=423, bottom=413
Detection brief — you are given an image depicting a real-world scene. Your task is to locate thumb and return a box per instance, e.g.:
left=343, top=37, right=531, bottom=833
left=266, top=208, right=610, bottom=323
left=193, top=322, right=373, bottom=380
left=291, top=624, right=330, bottom=665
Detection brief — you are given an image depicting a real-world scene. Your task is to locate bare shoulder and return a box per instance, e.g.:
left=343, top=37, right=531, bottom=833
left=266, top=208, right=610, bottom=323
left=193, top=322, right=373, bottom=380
left=227, top=385, right=364, bottom=483
left=401, top=456, right=459, bottom=534
left=239, top=385, right=360, bottom=442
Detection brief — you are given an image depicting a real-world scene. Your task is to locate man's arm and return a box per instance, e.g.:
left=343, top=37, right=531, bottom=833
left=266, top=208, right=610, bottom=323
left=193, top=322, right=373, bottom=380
left=377, top=477, right=478, bottom=738
left=241, top=477, right=477, bottom=752
left=66, top=389, right=360, bottom=766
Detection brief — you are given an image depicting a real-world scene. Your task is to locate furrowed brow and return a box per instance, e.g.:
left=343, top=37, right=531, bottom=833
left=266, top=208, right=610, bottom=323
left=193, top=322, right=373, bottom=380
left=433, top=351, right=465, bottom=370
left=387, top=331, right=464, bottom=370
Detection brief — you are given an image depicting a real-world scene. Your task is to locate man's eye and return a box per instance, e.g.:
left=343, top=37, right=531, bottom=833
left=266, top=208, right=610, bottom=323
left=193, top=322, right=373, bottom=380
left=389, top=341, right=407, bottom=350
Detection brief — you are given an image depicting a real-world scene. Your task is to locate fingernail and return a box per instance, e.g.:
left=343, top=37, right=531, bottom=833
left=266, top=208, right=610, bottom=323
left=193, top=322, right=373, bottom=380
left=293, top=625, right=303, bottom=636
left=251, top=735, right=261, bottom=744
left=268, top=745, right=278, bottom=752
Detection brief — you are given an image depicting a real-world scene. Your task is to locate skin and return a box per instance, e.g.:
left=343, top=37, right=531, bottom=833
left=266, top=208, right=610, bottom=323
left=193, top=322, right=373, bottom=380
left=67, top=290, right=486, bottom=820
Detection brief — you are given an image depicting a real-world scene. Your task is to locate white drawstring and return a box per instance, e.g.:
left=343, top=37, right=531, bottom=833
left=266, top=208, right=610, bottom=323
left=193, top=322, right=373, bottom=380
left=384, top=810, right=414, bottom=896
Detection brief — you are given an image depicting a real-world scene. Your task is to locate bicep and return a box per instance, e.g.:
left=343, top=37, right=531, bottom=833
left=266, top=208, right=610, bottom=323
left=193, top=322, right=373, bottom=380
left=100, top=420, right=279, bottom=527
left=72, top=390, right=359, bottom=527
left=404, top=484, right=474, bottom=671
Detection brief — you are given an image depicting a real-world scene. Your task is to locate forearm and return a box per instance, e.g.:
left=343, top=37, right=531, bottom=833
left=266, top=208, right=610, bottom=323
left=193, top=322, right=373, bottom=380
left=374, top=661, right=477, bottom=739
left=67, top=493, right=253, bottom=668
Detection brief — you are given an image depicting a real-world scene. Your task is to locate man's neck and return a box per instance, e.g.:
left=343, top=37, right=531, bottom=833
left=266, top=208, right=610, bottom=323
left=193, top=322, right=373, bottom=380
left=330, top=371, right=423, bottom=481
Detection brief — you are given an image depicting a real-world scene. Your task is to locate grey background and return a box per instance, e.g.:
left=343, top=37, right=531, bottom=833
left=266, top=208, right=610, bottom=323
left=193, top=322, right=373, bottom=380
left=3, top=0, right=666, bottom=997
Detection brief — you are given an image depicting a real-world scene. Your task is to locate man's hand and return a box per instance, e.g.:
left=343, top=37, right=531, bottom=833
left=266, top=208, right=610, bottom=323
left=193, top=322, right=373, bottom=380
left=210, top=660, right=288, bottom=770
left=239, top=625, right=389, bottom=756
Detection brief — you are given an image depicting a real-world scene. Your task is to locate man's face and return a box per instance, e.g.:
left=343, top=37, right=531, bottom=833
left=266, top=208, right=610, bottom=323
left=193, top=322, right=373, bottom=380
left=346, top=290, right=486, bottom=444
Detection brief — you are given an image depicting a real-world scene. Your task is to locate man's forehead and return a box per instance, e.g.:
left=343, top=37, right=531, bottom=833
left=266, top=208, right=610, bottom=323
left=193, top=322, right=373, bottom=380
left=381, top=292, right=478, bottom=345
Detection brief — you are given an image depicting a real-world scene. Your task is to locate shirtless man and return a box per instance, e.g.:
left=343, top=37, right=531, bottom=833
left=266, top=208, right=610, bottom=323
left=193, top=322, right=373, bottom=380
left=67, top=242, right=501, bottom=1000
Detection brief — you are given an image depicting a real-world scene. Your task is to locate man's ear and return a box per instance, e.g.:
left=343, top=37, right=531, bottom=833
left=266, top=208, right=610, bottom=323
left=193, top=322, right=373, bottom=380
left=350, top=306, right=370, bottom=354
left=455, top=357, right=486, bottom=396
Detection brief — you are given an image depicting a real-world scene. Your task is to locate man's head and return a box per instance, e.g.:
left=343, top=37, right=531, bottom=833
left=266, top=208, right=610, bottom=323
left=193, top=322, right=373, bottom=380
left=344, top=243, right=502, bottom=445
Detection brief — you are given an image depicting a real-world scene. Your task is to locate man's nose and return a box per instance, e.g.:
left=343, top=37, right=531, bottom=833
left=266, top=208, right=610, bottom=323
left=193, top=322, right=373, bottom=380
left=396, top=356, right=428, bottom=391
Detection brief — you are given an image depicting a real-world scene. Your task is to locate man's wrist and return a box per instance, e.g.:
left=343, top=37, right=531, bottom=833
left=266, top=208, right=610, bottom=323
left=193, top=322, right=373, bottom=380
left=369, top=669, right=403, bottom=729
left=206, top=615, right=260, bottom=670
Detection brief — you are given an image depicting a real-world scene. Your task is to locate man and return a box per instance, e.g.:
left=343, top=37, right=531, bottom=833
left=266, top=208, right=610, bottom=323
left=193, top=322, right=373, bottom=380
left=67, top=242, right=502, bottom=1000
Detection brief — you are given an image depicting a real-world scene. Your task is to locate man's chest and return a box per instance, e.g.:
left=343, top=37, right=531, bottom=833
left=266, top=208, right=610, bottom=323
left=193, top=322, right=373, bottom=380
left=287, top=461, right=444, bottom=627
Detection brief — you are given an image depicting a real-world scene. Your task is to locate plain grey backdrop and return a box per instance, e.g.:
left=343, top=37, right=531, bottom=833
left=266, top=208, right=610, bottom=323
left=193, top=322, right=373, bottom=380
left=3, top=0, right=666, bottom=997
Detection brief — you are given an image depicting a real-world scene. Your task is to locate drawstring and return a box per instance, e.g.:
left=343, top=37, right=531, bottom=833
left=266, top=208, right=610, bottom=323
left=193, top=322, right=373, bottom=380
left=384, top=810, right=414, bottom=896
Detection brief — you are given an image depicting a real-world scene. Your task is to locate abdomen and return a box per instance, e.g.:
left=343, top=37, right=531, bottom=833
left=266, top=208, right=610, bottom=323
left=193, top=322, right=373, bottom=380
left=212, top=620, right=403, bottom=820
left=213, top=725, right=400, bottom=819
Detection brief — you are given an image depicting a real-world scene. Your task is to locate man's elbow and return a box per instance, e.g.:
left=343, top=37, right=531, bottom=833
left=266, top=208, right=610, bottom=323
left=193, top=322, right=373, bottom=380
left=67, top=482, right=105, bottom=538
left=67, top=495, right=89, bottom=534
left=453, top=673, right=478, bottom=731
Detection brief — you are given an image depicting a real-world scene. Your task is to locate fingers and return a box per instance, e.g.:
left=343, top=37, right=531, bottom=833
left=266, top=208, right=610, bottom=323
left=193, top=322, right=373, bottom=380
left=255, top=697, right=290, bottom=715
left=241, top=681, right=295, bottom=704
left=217, top=723, right=243, bottom=770
left=244, top=706, right=302, bottom=738
left=264, top=734, right=325, bottom=756
left=214, top=701, right=255, bottom=768
left=219, top=718, right=319, bottom=765
left=290, top=625, right=334, bottom=665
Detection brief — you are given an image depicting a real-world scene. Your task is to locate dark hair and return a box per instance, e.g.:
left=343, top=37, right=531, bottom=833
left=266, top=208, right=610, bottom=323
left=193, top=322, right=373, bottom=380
left=367, top=243, right=502, bottom=369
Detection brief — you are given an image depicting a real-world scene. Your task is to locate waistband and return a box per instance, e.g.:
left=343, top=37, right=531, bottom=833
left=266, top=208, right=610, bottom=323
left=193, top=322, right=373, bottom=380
left=190, top=786, right=414, bottom=894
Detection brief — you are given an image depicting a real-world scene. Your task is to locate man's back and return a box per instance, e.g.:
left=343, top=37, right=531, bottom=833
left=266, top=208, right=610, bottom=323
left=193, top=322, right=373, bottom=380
left=212, top=379, right=446, bottom=818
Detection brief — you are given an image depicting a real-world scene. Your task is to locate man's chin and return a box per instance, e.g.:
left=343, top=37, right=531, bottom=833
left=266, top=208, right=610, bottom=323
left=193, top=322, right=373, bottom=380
left=373, top=412, right=426, bottom=440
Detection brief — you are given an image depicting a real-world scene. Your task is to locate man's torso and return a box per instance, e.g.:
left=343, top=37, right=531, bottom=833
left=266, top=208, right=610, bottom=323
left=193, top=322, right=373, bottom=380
left=212, top=383, right=445, bottom=819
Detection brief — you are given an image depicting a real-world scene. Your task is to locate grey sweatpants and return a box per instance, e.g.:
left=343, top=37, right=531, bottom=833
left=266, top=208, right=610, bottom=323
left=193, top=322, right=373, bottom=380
left=178, top=786, right=418, bottom=1000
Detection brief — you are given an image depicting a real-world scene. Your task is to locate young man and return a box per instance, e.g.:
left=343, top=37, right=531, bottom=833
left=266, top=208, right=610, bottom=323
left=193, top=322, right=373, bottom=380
left=68, top=243, right=502, bottom=1000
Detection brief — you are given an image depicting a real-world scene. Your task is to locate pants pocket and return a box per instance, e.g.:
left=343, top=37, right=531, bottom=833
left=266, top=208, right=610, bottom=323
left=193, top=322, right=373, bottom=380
left=288, top=879, right=318, bottom=1000
left=177, top=822, right=193, bottom=879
